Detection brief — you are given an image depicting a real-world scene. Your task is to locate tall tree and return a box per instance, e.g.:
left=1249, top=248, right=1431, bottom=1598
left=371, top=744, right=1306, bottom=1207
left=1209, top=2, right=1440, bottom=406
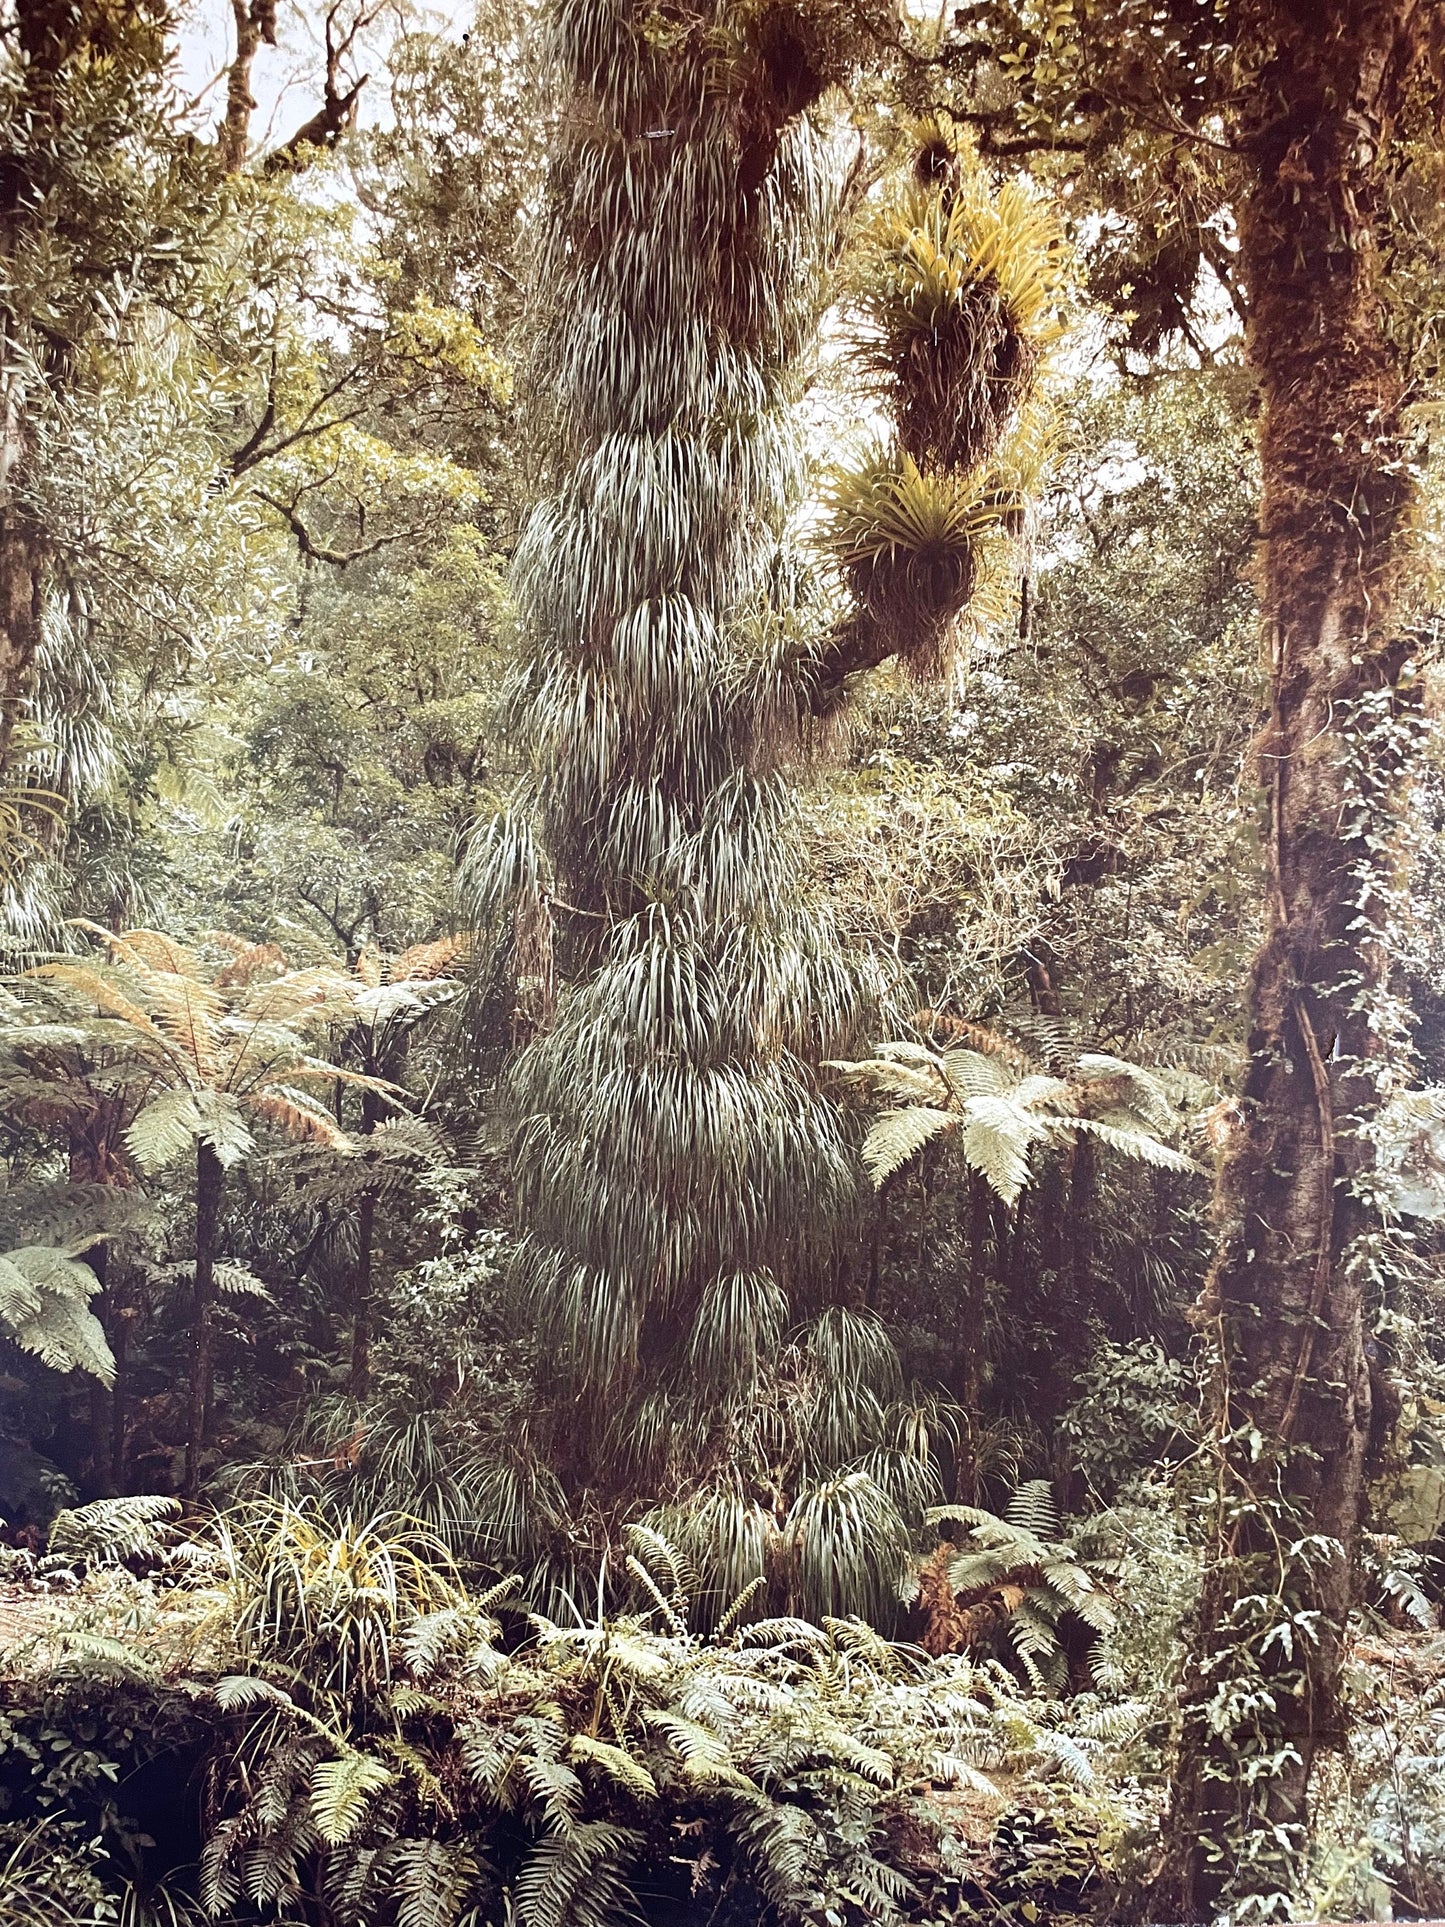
left=1166, top=12, right=1438, bottom=1906
left=932, top=0, right=1444, bottom=1905
left=0, top=0, right=194, bottom=786
left=474, top=0, right=864, bottom=1497
left=473, top=0, right=1058, bottom=1611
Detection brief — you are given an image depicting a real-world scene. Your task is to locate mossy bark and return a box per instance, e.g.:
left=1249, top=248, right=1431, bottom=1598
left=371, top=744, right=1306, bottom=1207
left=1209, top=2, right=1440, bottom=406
left=1158, top=3, right=1432, bottom=1910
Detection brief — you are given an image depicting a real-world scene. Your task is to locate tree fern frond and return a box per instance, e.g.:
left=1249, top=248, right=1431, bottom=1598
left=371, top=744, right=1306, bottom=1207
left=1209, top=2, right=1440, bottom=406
left=124, top=1088, right=207, bottom=1172
left=247, top=1089, right=355, bottom=1152
left=1004, top=1480, right=1059, bottom=1538
left=1068, top=1115, right=1196, bottom=1171
left=860, top=1105, right=953, bottom=1184
left=0, top=1245, right=113, bottom=1381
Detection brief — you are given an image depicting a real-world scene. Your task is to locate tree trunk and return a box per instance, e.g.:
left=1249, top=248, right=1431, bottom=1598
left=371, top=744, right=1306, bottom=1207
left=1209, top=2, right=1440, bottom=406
left=0, top=496, right=42, bottom=782
left=109, top=1268, right=131, bottom=1492
left=956, top=1169, right=991, bottom=1504
left=1158, top=5, right=1429, bottom=1910
left=184, top=1140, right=224, bottom=1501
left=349, top=1086, right=382, bottom=1398
left=84, top=1238, right=116, bottom=1496
left=219, top=0, right=277, bottom=173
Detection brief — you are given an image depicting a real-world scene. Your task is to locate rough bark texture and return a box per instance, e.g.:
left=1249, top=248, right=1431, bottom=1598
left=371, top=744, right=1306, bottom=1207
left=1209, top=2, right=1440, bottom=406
left=68, top=1111, right=127, bottom=1493
left=1158, top=3, right=1436, bottom=1910
left=85, top=1238, right=116, bottom=1496
left=219, top=0, right=277, bottom=174
left=184, top=1140, right=224, bottom=1501
left=0, top=2, right=63, bottom=782
left=0, top=509, right=42, bottom=782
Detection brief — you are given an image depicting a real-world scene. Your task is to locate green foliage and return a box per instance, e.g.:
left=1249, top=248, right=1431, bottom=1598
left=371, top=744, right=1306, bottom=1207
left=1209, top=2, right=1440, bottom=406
left=0, top=1242, right=113, bottom=1381
left=1313, top=1644, right=1445, bottom=1919
left=928, top=1481, right=1119, bottom=1690
left=206, top=1497, right=463, bottom=1699
left=835, top=1029, right=1196, bottom=1203
left=47, top=1494, right=180, bottom=1567
left=0, top=1821, right=112, bottom=1927
left=488, top=0, right=870, bottom=1508
left=1059, top=1336, right=1198, bottom=1501
left=32, top=925, right=386, bottom=1166
left=179, top=1514, right=1140, bottom=1925
left=1, top=6, right=1443, bottom=1922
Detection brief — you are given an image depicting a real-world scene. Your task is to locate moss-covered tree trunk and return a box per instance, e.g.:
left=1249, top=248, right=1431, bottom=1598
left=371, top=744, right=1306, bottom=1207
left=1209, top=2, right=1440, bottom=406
left=1160, top=4, right=1431, bottom=1908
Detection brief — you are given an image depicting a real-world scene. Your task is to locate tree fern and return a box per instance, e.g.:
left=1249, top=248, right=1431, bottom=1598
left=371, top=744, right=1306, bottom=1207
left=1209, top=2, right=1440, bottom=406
left=22, top=925, right=407, bottom=1491
left=835, top=1030, right=1197, bottom=1204
left=924, top=1482, right=1118, bottom=1687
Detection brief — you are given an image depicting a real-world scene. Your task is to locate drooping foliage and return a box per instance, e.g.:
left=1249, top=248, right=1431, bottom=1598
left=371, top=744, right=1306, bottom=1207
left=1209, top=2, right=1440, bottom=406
left=478, top=9, right=1062, bottom=1548
left=477, top=1, right=865, bottom=1495
left=817, top=141, right=1063, bottom=697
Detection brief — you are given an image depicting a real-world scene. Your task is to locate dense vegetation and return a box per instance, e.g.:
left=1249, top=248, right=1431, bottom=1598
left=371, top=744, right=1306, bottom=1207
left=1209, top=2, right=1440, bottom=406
left=1, top=2, right=1444, bottom=1922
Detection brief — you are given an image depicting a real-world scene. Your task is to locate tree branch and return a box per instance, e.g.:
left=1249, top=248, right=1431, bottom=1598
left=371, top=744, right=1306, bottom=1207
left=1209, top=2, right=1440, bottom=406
left=218, top=0, right=277, bottom=173
left=264, top=0, right=385, bottom=173
left=253, top=490, right=429, bottom=569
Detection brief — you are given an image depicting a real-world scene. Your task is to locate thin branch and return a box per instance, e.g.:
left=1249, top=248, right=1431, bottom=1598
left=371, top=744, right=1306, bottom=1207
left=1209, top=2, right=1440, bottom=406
left=228, top=367, right=372, bottom=478
left=252, top=490, right=429, bottom=568
left=1198, top=225, right=1249, bottom=328
left=264, top=0, right=386, bottom=172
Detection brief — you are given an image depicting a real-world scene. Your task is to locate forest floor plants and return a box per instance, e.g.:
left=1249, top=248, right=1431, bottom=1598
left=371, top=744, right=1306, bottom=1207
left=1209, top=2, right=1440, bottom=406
left=0, top=1499, right=1167, bottom=1927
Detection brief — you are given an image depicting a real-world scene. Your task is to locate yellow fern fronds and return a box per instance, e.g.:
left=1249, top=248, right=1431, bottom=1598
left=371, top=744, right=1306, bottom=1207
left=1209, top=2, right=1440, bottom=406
left=32, top=965, right=181, bottom=1072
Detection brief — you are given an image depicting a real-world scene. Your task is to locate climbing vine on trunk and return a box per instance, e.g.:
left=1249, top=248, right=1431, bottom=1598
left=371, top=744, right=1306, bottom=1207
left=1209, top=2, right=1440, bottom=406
left=1159, top=5, right=1439, bottom=1910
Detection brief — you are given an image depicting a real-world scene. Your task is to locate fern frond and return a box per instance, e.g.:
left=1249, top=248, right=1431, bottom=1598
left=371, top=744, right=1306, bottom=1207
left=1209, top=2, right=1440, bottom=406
left=1004, top=1480, right=1059, bottom=1538
left=309, top=1751, right=393, bottom=1846
left=124, top=1088, right=206, bottom=1172
left=48, top=1494, right=179, bottom=1565
left=860, top=1105, right=953, bottom=1184
left=0, top=1245, right=113, bottom=1381
left=513, top=1821, right=644, bottom=1927
left=246, top=1089, right=355, bottom=1152
left=568, top=1733, right=658, bottom=1802
left=391, top=1837, right=480, bottom=1927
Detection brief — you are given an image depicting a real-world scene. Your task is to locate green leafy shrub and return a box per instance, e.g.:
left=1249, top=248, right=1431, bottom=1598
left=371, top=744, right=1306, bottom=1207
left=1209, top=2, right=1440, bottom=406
left=1058, top=1337, right=1198, bottom=1502
left=0, top=1820, right=118, bottom=1926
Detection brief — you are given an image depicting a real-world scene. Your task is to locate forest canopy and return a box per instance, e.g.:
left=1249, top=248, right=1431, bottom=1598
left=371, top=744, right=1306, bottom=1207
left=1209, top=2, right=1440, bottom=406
left=1, top=2, right=1444, bottom=1924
